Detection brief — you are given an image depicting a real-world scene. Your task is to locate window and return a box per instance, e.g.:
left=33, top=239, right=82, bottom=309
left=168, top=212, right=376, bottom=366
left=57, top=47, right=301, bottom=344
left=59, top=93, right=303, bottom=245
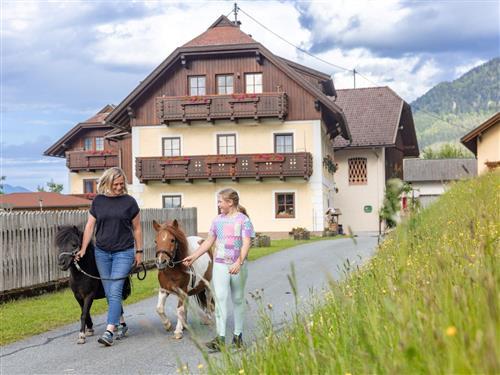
left=95, top=137, right=104, bottom=151
left=348, top=157, right=368, bottom=185
left=83, top=179, right=97, bottom=194
left=217, top=74, right=234, bottom=94
left=83, top=138, right=93, bottom=151
left=163, top=195, right=182, bottom=209
left=245, top=73, right=263, bottom=94
left=162, top=137, right=181, bottom=157
left=275, top=193, right=295, bottom=218
left=217, top=134, right=236, bottom=155
left=274, top=133, right=294, bottom=153
left=189, top=76, right=206, bottom=96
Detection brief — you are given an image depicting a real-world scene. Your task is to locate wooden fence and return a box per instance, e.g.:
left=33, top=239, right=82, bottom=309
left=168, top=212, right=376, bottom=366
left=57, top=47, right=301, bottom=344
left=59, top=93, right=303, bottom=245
left=0, top=208, right=197, bottom=293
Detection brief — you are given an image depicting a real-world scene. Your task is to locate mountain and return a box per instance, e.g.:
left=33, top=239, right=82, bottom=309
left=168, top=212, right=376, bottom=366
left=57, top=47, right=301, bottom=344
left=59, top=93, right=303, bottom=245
left=2, top=184, right=32, bottom=194
left=411, top=58, right=500, bottom=150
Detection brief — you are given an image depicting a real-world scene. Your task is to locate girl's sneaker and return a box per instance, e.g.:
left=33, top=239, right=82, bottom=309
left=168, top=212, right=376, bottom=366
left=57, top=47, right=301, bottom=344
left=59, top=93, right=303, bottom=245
left=116, top=324, right=128, bottom=340
left=232, top=333, right=243, bottom=349
left=97, top=330, right=114, bottom=346
left=205, top=336, right=225, bottom=352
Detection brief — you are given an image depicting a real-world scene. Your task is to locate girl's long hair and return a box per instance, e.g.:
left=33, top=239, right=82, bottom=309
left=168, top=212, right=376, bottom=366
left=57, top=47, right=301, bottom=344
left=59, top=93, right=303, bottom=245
left=97, top=167, right=129, bottom=195
left=218, top=188, right=249, bottom=218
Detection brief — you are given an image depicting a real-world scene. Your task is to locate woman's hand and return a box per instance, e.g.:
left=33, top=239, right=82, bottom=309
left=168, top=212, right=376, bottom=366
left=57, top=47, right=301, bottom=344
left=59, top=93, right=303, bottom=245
left=75, top=248, right=86, bottom=261
left=182, top=254, right=196, bottom=267
left=134, top=252, right=143, bottom=266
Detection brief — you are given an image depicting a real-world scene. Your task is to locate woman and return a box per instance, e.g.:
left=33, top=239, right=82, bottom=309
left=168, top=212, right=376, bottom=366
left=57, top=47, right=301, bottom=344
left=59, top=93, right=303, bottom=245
left=183, top=188, right=254, bottom=351
left=76, top=167, right=143, bottom=346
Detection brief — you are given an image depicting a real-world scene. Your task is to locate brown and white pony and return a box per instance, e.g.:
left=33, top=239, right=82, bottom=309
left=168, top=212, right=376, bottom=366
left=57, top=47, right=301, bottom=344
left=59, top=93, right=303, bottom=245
left=153, top=219, right=213, bottom=339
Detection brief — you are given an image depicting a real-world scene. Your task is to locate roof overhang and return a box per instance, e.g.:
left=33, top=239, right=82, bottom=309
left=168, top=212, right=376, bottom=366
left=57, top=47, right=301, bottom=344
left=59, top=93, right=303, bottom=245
left=460, top=112, right=500, bottom=154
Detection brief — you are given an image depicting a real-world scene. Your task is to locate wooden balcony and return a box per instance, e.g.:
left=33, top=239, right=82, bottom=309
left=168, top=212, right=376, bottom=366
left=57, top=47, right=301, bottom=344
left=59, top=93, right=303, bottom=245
left=66, top=151, right=119, bottom=172
left=136, top=152, right=313, bottom=183
left=155, top=92, right=288, bottom=124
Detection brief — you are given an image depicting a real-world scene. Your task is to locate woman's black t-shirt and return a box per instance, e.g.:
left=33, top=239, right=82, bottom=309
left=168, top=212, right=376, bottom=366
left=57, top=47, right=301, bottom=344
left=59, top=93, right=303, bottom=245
left=89, top=194, right=140, bottom=251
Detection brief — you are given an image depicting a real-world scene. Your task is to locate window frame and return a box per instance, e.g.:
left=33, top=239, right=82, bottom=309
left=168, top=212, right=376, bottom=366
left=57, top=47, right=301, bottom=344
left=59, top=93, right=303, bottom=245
left=188, top=75, right=206, bottom=96
left=275, top=192, right=295, bottom=219
left=348, top=157, right=368, bottom=185
left=216, top=74, right=234, bottom=95
left=95, top=137, right=104, bottom=151
left=274, top=133, right=294, bottom=153
left=83, top=137, right=93, bottom=151
left=162, top=137, right=181, bottom=157
left=83, top=179, right=97, bottom=194
left=245, top=73, right=263, bottom=94
left=217, top=133, right=237, bottom=155
left=162, top=195, right=182, bottom=209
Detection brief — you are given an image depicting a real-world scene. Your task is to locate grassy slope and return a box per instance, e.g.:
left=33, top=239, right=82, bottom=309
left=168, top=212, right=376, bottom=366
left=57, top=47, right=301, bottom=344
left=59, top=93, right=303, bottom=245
left=0, top=236, right=342, bottom=345
left=210, top=172, right=499, bottom=374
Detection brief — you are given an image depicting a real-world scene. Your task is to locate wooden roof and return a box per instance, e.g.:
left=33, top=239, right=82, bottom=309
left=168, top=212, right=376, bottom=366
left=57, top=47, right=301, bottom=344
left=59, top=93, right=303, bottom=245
left=0, top=192, right=91, bottom=209
left=105, top=15, right=350, bottom=141
left=403, top=158, right=477, bottom=182
left=333, top=87, right=419, bottom=156
left=44, top=105, right=115, bottom=157
left=460, top=112, right=500, bottom=155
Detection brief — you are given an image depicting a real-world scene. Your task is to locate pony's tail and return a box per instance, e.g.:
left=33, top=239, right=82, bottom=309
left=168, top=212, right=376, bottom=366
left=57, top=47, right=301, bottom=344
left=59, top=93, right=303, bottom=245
left=194, top=289, right=208, bottom=310
left=237, top=204, right=249, bottom=218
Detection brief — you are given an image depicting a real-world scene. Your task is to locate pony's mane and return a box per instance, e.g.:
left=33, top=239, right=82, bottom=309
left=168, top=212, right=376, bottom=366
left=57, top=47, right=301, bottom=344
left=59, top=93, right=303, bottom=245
left=163, top=224, right=189, bottom=260
left=55, top=226, right=82, bottom=248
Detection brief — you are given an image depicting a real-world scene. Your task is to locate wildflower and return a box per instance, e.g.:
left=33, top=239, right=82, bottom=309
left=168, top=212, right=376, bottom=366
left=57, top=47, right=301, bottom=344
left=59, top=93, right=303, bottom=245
left=446, top=326, right=457, bottom=336
left=239, top=369, right=245, bottom=374
left=267, top=303, right=273, bottom=310
left=197, top=364, right=204, bottom=369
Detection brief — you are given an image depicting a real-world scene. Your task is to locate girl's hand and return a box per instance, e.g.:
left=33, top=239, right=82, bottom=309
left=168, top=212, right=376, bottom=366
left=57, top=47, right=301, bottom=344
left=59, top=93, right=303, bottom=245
left=182, top=254, right=196, bottom=267
left=229, top=261, right=242, bottom=275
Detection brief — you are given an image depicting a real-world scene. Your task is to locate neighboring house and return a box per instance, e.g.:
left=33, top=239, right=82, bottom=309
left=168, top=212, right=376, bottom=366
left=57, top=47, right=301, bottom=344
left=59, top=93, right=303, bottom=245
left=0, top=192, right=91, bottom=211
left=403, top=158, right=477, bottom=207
left=332, top=87, right=420, bottom=233
left=44, top=105, right=133, bottom=197
left=461, top=112, right=500, bottom=174
left=93, top=15, right=351, bottom=237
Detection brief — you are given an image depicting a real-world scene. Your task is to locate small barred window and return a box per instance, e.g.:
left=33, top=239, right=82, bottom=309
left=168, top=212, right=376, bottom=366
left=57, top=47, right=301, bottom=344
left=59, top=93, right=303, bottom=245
left=348, top=157, right=367, bottom=185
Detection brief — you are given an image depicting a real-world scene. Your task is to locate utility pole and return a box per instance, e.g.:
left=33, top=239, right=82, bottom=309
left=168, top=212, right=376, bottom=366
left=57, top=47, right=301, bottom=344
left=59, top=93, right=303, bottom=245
left=353, top=69, right=357, bottom=89
left=234, top=3, right=239, bottom=24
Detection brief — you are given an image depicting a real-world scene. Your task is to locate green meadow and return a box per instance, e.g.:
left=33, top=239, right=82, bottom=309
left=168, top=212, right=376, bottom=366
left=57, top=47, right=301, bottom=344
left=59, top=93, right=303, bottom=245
left=207, top=172, right=499, bottom=374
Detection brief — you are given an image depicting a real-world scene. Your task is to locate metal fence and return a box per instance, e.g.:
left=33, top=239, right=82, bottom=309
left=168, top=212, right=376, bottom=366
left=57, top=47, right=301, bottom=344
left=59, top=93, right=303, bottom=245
left=0, top=208, right=197, bottom=293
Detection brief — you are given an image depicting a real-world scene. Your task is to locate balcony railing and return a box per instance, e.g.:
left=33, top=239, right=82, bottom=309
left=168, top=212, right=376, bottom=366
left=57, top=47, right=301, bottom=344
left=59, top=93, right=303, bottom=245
left=136, top=152, right=312, bottom=183
left=66, top=151, right=119, bottom=172
left=155, top=92, right=288, bottom=124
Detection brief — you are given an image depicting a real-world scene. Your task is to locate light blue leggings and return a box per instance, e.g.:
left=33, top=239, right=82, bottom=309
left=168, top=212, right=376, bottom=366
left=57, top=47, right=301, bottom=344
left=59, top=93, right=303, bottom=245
left=212, top=262, right=248, bottom=337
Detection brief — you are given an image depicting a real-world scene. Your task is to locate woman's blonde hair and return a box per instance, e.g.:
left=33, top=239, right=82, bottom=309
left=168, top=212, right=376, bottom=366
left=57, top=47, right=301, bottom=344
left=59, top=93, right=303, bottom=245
left=218, top=188, right=249, bottom=217
left=97, top=167, right=129, bottom=195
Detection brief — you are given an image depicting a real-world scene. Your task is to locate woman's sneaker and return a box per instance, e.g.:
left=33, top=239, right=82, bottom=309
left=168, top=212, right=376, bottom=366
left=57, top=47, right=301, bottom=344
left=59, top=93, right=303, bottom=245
left=232, top=333, right=243, bottom=349
left=97, top=330, right=114, bottom=346
left=205, top=336, right=225, bottom=352
left=116, top=323, right=128, bottom=340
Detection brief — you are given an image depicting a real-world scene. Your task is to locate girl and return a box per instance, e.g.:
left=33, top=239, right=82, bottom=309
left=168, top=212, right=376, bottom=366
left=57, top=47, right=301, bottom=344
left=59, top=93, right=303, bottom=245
left=183, top=188, right=254, bottom=351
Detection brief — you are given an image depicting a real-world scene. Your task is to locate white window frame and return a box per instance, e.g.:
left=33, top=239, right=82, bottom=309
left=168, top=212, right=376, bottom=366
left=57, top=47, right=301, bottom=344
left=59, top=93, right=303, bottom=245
left=214, top=131, right=238, bottom=155
left=162, top=136, right=182, bottom=157
left=245, top=73, right=263, bottom=94
left=161, top=193, right=183, bottom=209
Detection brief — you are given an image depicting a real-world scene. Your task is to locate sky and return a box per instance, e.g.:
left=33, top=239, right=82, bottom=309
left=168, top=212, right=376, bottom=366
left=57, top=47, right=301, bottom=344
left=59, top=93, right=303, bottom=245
left=1, top=0, right=499, bottom=191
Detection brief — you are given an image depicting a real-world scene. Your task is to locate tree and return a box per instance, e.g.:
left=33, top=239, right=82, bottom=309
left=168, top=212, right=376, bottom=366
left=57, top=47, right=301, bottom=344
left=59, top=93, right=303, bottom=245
left=37, top=179, right=63, bottom=193
left=422, top=143, right=473, bottom=159
left=380, top=178, right=405, bottom=229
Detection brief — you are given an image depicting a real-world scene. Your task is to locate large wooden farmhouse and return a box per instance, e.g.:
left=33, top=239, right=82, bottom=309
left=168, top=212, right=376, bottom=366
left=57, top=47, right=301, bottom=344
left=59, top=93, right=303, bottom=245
left=46, top=15, right=353, bottom=237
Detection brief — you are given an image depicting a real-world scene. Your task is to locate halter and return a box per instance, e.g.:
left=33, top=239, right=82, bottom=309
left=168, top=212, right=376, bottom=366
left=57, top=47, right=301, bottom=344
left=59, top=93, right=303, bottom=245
left=155, top=238, right=183, bottom=268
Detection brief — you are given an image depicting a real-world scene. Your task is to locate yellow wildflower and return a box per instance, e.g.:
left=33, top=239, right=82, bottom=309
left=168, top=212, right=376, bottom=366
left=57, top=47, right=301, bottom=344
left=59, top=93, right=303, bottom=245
left=446, top=326, right=457, bottom=336
left=239, top=369, right=245, bottom=374
left=197, top=364, right=204, bottom=369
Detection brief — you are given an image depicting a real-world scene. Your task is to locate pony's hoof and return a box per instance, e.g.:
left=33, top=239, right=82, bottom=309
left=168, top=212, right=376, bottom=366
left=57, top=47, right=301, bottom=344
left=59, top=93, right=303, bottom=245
left=86, top=329, right=94, bottom=337
left=77, top=333, right=86, bottom=344
left=163, top=321, right=172, bottom=331
left=173, top=332, right=183, bottom=340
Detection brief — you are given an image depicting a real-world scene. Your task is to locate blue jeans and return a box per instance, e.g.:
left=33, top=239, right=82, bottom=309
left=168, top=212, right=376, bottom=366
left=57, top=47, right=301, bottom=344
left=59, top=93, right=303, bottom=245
left=94, top=247, right=135, bottom=326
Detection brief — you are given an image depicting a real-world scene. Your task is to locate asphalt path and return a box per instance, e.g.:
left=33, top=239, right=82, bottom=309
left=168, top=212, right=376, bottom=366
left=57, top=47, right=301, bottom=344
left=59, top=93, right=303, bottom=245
left=1, top=235, right=378, bottom=375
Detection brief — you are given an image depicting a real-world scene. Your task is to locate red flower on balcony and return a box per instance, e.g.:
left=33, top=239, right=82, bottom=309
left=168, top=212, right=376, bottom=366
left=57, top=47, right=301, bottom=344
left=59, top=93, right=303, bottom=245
left=231, top=93, right=258, bottom=100
left=254, top=154, right=285, bottom=162
left=85, top=150, right=114, bottom=156
left=182, top=95, right=210, bottom=104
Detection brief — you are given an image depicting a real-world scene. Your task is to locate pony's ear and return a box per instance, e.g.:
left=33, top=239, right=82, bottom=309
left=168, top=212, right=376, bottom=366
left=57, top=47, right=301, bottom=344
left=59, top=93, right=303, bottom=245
left=153, top=220, right=161, bottom=232
left=172, top=219, right=179, bottom=229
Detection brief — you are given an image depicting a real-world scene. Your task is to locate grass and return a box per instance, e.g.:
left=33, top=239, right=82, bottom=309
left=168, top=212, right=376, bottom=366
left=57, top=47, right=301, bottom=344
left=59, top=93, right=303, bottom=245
left=0, top=235, right=344, bottom=346
left=206, top=171, right=500, bottom=374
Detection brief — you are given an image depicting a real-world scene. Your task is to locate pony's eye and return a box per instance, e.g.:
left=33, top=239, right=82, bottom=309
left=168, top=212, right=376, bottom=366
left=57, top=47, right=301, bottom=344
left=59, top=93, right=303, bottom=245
left=170, top=239, right=175, bottom=243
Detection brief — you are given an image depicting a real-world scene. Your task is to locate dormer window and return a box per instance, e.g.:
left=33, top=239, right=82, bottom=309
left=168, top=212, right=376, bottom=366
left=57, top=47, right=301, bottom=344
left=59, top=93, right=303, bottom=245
left=217, top=74, right=234, bottom=94
left=245, top=73, right=263, bottom=94
left=189, top=76, right=206, bottom=96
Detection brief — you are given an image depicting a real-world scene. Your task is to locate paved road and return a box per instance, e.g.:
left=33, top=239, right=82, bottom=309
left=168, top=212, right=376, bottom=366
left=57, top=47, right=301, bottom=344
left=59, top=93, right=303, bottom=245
left=1, top=235, right=377, bottom=374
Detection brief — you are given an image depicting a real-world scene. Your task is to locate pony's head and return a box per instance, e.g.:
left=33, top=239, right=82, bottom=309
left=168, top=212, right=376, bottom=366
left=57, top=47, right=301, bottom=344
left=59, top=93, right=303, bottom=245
left=56, top=226, right=82, bottom=271
left=153, top=219, right=188, bottom=270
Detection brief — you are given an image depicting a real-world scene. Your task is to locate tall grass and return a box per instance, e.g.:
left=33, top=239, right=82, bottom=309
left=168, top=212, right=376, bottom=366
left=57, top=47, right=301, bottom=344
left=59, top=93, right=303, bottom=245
left=209, top=172, right=499, bottom=374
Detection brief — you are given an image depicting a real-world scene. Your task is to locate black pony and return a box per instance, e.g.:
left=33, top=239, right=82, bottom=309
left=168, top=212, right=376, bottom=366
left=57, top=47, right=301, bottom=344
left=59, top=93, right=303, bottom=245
left=56, top=226, right=131, bottom=344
